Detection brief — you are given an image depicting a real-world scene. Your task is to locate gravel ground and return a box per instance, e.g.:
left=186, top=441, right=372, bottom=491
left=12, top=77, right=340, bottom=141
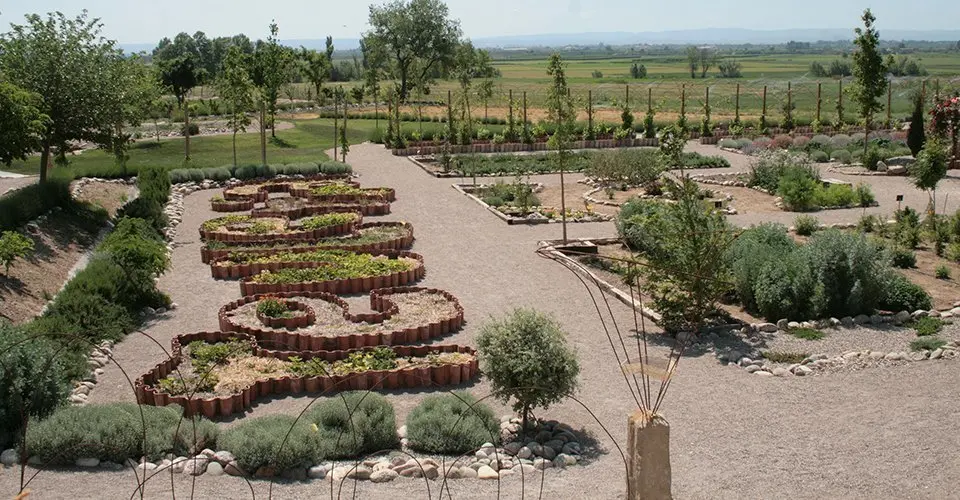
left=5, top=143, right=960, bottom=499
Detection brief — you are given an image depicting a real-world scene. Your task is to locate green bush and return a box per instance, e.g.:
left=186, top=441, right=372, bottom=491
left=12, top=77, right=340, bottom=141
left=406, top=392, right=499, bottom=455
left=753, top=251, right=817, bottom=320
left=936, top=265, right=951, bottom=280
left=218, top=414, right=318, bottom=472
left=725, top=223, right=796, bottom=312
left=912, top=317, right=944, bottom=337
left=853, top=183, right=875, bottom=206
left=24, top=404, right=217, bottom=464
left=482, top=196, right=505, bottom=207
left=0, top=231, right=34, bottom=274
left=202, top=167, right=232, bottom=182
left=749, top=150, right=817, bottom=192
left=810, top=150, right=829, bottom=163
left=718, top=138, right=740, bottom=149
left=0, top=178, right=73, bottom=232
left=877, top=271, right=932, bottom=312
left=830, top=149, right=852, bottom=164
left=778, top=166, right=821, bottom=211
left=117, top=197, right=167, bottom=234
left=890, top=248, right=917, bottom=269
left=305, top=392, right=398, bottom=459
left=586, top=149, right=662, bottom=185
left=816, top=183, right=856, bottom=207
left=894, top=207, right=922, bottom=249
left=319, top=162, right=352, bottom=175
left=794, top=215, right=820, bottom=236
left=0, top=322, right=69, bottom=445
left=616, top=198, right=671, bottom=255
left=477, top=309, right=580, bottom=428
left=862, top=147, right=883, bottom=171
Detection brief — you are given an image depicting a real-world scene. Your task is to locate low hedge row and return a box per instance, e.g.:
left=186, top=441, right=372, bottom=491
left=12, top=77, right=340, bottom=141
left=169, top=162, right=352, bottom=184
left=0, top=166, right=172, bottom=446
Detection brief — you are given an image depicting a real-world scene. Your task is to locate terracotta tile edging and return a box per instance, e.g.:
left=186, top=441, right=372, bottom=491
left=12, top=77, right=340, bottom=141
left=234, top=251, right=425, bottom=293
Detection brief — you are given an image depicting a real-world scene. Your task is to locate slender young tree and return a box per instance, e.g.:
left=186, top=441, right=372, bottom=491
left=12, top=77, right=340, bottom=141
left=851, top=9, right=887, bottom=159
left=157, top=55, right=202, bottom=161
left=907, top=90, right=927, bottom=157
left=253, top=21, right=293, bottom=139
left=546, top=53, right=576, bottom=243
left=217, top=46, right=256, bottom=167
left=0, top=11, right=119, bottom=182
left=98, top=55, right=155, bottom=172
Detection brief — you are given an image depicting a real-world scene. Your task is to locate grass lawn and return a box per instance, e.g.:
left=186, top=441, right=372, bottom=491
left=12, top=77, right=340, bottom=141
left=6, top=118, right=385, bottom=178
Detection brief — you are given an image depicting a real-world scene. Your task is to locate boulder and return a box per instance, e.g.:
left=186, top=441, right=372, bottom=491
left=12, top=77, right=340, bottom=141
left=370, top=468, right=399, bottom=483
left=75, top=457, right=100, bottom=468
left=477, top=465, right=499, bottom=479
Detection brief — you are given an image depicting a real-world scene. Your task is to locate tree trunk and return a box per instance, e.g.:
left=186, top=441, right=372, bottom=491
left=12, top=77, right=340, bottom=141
left=184, top=103, right=191, bottom=161
left=39, top=142, right=51, bottom=184
left=260, top=101, right=267, bottom=165
left=333, top=97, right=339, bottom=162
left=270, top=107, right=277, bottom=138
left=863, top=116, right=870, bottom=161
left=154, top=119, right=161, bottom=142
left=233, top=131, right=238, bottom=167
left=399, top=72, right=409, bottom=103
left=627, top=411, right=672, bottom=500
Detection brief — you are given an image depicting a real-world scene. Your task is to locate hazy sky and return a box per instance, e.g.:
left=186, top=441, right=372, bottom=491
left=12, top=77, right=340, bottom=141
left=1, top=0, right=956, bottom=44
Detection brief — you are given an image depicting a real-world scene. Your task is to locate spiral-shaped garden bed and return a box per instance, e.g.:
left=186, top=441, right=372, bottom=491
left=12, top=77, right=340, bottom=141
left=211, top=198, right=256, bottom=212
left=234, top=250, right=425, bottom=295
left=135, top=330, right=477, bottom=418
left=219, top=287, right=463, bottom=352
left=199, top=222, right=415, bottom=264
left=198, top=213, right=361, bottom=243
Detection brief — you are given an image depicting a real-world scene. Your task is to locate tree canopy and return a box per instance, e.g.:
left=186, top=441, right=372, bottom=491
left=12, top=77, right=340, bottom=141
left=362, top=0, right=462, bottom=102
left=0, top=82, right=45, bottom=166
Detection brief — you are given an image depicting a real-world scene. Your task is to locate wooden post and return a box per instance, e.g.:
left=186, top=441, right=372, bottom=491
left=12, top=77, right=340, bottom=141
left=816, top=82, right=822, bottom=124
left=887, top=80, right=892, bottom=128
left=509, top=89, right=514, bottom=139
left=523, top=91, right=529, bottom=142
left=680, top=84, right=685, bottom=121
left=588, top=89, right=593, bottom=138
left=343, top=93, right=348, bottom=162
left=626, top=83, right=630, bottom=109
left=735, top=83, right=740, bottom=122
left=627, top=411, right=672, bottom=500
left=184, top=102, right=191, bottom=161
left=648, top=87, right=652, bottom=114
left=787, top=81, right=792, bottom=130
left=447, top=89, right=453, bottom=142
left=762, top=85, right=767, bottom=117
left=838, top=80, right=843, bottom=127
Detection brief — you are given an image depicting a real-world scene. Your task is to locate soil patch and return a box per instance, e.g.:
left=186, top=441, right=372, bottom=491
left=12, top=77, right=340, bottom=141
left=74, top=182, right=137, bottom=217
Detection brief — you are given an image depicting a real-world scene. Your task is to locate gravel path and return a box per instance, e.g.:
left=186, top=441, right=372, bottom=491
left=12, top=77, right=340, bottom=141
left=6, top=143, right=960, bottom=499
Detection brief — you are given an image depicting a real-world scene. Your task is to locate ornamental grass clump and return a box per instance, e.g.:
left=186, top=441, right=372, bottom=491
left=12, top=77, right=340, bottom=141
left=406, top=392, right=499, bottom=455
left=477, top=308, right=580, bottom=431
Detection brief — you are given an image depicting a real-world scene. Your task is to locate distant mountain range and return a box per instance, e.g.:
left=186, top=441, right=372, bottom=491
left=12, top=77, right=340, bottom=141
left=119, top=28, right=960, bottom=54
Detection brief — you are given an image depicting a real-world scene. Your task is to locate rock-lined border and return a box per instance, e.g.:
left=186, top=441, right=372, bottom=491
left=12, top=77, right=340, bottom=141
left=135, top=330, right=478, bottom=418
left=219, top=287, right=463, bottom=352
left=237, top=250, right=425, bottom=295
left=199, top=213, right=361, bottom=244
left=393, top=137, right=660, bottom=158
left=452, top=184, right=612, bottom=225
left=579, top=182, right=739, bottom=215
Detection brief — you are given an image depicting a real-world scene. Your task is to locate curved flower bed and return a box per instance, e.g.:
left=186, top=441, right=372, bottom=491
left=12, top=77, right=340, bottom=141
left=288, top=183, right=396, bottom=204
left=252, top=199, right=391, bottom=218
left=211, top=198, right=256, bottom=212
left=199, top=213, right=361, bottom=243
left=222, top=176, right=355, bottom=203
left=200, top=222, right=415, bottom=264
left=235, top=250, right=424, bottom=295
left=219, top=287, right=464, bottom=352
left=135, top=331, right=477, bottom=418
left=254, top=298, right=316, bottom=329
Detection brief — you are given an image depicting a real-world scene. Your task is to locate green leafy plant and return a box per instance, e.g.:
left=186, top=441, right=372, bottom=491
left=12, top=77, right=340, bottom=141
left=305, top=391, right=398, bottom=459
left=477, top=308, right=580, bottom=431
left=789, top=328, right=825, bottom=340
left=0, top=231, right=35, bottom=274
left=406, top=392, right=499, bottom=455
left=890, top=248, right=917, bottom=269
left=256, top=297, right=290, bottom=318
left=794, top=215, right=820, bottom=236
left=910, top=337, right=946, bottom=352
left=936, top=265, right=951, bottom=280
left=187, top=340, right=252, bottom=371
left=912, top=317, right=944, bottom=337
left=877, top=271, right=932, bottom=312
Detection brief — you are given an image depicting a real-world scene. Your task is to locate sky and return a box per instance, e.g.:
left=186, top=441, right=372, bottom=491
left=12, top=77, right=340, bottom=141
left=1, top=0, right=957, bottom=44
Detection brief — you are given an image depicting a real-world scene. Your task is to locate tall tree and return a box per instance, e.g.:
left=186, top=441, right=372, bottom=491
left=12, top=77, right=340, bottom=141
left=851, top=9, right=887, bottom=159
left=362, top=38, right=387, bottom=129
left=907, top=90, right=926, bottom=157
left=476, top=78, right=495, bottom=121
left=217, top=46, right=256, bottom=167
left=98, top=55, right=156, bottom=171
left=0, top=11, right=118, bottom=182
left=451, top=41, right=496, bottom=143
left=685, top=46, right=699, bottom=78
left=698, top=47, right=717, bottom=78
left=546, top=53, right=576, bottom=243
left=0, top=82, right=45, bottom=166
left=253, top=21, right=293, bottom=139
left=157, top=55, right=202, bottom=161
left=299, top=47, right=331, bottom=107
left=362, top=0, right=462, bottom=102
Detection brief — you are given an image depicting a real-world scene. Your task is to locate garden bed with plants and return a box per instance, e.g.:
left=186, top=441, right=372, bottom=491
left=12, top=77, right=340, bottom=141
left=219, top=287, right=464, bottom=351
left=210, top=196, right=256, bottom=212
left=199, top=222, right=415, bottom=263
left=289, top=183, right=396, bottom=204
left=692, top=150, right=877, bottom=212
left=394, top=137, right=660, bottom=159
left=221, top=176, right=356, bottom=203
left=211, top=248, right=422, bottom=279
left=198, top=213, right=361, bottom=243
left=234, top=250, right=424, bottom=295
left=716, top=131, right=909, bottom=168
left=454, top=182, right=612, bottom=225
left=252, top=196, right=391, bottom=218
left=136, top=332, right=478, bottom=418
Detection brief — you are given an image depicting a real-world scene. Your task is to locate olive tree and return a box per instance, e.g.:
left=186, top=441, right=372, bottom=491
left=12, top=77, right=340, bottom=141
left=476, top=308, right=580, bottom=432
left=0, top=11, right=118, bottom=182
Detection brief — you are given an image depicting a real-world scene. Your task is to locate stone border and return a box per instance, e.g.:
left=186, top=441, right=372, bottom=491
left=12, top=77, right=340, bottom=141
left=199, top=221, right=415, bottom=264
left=135, top=330, right=478, bottom=418
left=393, top=137, right=659, bottom=158
left=236, top=250, right=425, bottom=295
left=219, top=287, right=463, bottom=352
left=579, top=180, right=739, bottom=216
left=536, top=238, right=662, bottom=324
left=451, top=184, right=612, bottom=225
